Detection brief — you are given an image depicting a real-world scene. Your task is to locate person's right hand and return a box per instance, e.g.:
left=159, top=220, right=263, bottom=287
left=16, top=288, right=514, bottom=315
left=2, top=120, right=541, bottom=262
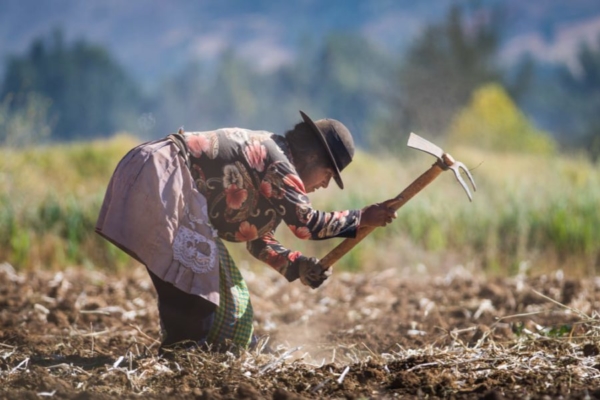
left=360, top=199, right=398, bottom=227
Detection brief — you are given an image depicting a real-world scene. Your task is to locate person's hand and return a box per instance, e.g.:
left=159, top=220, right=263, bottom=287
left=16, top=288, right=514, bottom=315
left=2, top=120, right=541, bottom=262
left=360, top=199, right=398, bottom=227
left=297, top=256, right=330, bottom=289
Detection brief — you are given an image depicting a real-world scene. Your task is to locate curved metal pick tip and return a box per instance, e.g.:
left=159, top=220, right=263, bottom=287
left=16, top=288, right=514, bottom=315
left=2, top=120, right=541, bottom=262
left=450, top=162, right=477, bottom=202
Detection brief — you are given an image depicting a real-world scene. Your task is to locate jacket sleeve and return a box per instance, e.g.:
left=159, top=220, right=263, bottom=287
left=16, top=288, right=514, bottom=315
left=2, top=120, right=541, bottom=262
left=246, top=230, right=303, bottom=281
left=260, top=160, right=361, bottom=241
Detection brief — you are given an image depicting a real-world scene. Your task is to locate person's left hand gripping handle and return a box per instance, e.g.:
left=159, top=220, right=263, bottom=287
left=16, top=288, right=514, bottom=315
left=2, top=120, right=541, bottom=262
left=297, top=256, right=331, bottom=289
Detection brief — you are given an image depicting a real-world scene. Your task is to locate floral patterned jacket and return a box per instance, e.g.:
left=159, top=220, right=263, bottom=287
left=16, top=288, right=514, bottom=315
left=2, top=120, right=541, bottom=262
left=183, top=128, right=361, bottom=280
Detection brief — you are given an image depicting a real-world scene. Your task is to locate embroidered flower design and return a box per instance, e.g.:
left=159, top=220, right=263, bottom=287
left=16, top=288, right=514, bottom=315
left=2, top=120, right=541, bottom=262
left=187, top=134, right=209, bottom=158
left=206, top=134, right=219, bottom=159
left=192, top=164, right=207, bottom=194
left=187, top=133, right=218, bottom=158
left=260, top=181, right=272, bottom=198
left=223, top=165, right=243, bottom=188
left=263, top=248, right=287, bottom=269
left=289, top=225, right=311, bottom=240
left=318, top=212, right=349, bottom=238
left=226, top=129, right=249, bottom=143
left=244, top=140, right=267, bottom=172
left=235, top=221, right=258, bottom=241
left=332, top=210, right=350, bottom=220
left=296, top=205, right=313, bottom=224
left=283, top=173, right=306, bottom=192
left=225, top=185, right=248, bottom=210
left=261, top=234, right=279, bottom=246
left=288, top=251, right=301, bottom=262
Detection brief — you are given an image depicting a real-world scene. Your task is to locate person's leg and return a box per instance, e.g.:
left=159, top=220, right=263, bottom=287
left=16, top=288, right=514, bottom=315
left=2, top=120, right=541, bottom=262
left=146, top=268, right=216, bottom=350
left=204, top=238, right=255, bottom=351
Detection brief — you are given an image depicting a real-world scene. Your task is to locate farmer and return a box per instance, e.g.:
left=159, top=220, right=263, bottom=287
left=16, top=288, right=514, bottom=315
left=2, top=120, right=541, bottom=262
left=95, top=111, right=397, bottom=352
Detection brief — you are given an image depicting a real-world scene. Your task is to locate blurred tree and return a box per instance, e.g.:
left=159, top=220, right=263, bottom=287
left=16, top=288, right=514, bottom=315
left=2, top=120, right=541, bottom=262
left=514, top=34, right=600, bottom=157
left=248, top=33, right=393, bottom=144
left=150, top=34, right=392, bottom=145
left=149, top=61, right=211, bottom=136
left=371, top=4, right=504, bottom=152
left=447, top=83, right=555, bottom=154
left=0, top=93, right=53, bottom=146
left=558, top=36, right=600, bottom=160
left=208, top=49, right=261, bottom=127
left=304, top=34, right=393, bottom=147
left=0, top=29, right=141, bottom=141
left=150, top=50, right=267, bottom=136
left=506, top=53, right=536, bottom=102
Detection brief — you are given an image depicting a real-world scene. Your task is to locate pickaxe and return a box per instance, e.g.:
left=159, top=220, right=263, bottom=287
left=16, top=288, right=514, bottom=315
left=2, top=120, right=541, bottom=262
left=320, top=133, right=477, bottom=269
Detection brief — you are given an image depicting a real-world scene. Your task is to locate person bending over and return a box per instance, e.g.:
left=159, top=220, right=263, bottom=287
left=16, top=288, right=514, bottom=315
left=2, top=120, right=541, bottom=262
left=96, top=111, right=397, bottom=352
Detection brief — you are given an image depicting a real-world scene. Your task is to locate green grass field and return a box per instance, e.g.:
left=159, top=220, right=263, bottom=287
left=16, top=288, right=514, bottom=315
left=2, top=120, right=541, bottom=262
left=1, top=136, right=598, bottom=277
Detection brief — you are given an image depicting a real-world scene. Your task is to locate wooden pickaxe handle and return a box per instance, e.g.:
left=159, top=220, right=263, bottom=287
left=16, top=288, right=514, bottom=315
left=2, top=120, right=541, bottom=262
left=319, top=159, right=447, bottom=269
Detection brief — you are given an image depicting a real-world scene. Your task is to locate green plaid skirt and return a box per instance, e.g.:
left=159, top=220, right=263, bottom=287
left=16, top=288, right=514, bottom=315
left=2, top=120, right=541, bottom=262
left=206, top=238, right=254, bottom=349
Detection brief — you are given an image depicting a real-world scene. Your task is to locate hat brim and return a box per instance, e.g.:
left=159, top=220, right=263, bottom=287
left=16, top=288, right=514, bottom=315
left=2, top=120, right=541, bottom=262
left=299, top=111, right=344, bottom=189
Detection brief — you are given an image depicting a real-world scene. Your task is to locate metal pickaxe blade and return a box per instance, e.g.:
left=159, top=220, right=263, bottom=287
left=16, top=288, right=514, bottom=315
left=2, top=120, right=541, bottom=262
left=408, top=133, right=477, bottom=201
left=319, top=133, right=476, bottom=270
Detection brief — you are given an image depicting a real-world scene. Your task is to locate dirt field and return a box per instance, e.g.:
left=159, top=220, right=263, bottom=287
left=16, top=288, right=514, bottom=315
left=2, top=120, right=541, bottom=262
left=1, top=262, right=600, bottom=399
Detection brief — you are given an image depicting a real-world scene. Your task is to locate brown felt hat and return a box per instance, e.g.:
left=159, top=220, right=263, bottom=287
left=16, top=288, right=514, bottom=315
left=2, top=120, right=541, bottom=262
left=299, top=110, right=355, bottom=189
